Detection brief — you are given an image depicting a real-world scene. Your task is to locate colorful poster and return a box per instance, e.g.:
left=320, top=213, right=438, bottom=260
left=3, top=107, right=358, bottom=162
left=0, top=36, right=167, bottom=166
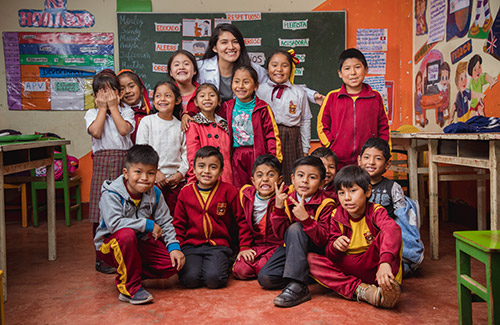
left=356, top=29, right=388, bottom=51
left=2, top=32, right=113, bottom=111
left=484, top=8, right=500, bottom=61
left=363, top=52, right=386, bottom=75
left=182, top=19, right=211, bottom=37
left=446, top=0, right=473, bottom=41
left=416, top=0, right=428, bottom=35
left=428, top=0, right=446, bottom=44
left=468, top=0, right=494, bottom=39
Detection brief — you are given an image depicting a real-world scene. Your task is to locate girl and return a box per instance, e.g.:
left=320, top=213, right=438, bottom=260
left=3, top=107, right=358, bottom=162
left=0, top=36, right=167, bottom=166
left=166, top=50, right=200, bottom=131
left=197, top=23, right=323, bottom=105
left=136, top=81, right=188, bottom=214
left=256, top=50, right=312, bottom=185
left=186, top=83, right=232, bottom=184
left=117, top=69, right=151, bottom=143
left=219, top=65, right=282, bottom=188
left=84, top=69, right=135, bottom=274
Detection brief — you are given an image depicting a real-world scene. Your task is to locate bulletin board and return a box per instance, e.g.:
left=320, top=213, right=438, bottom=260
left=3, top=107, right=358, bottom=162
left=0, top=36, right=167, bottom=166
left=117, top=11, right=346, bottom=139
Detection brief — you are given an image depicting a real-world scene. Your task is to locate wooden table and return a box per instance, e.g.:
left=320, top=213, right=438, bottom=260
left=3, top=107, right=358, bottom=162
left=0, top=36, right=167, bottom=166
left=391, top=132, right=500, bottom=260
left=0, top=139, right=70, bottom=301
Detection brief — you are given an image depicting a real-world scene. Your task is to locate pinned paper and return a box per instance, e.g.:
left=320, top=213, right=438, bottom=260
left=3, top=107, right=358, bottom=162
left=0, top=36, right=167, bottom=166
left=294, top=67, right=304, bottom=77
left=357, top=29, right=387, bottom=51
left=363, top=52, right=386, bottom=75
left=182, top=19, right=211, bottom=37
left=364, top=76, right=385, bottom=92
left=214, top=18, right=231, bottom=27
left=226, top=12, right=261, bottom=21
left=155, top=23, right=181, bottom=32
left=152, top=63, right=168, bottom=73
left=428, top=0, right=446, bottom=44
left=155, top=42, right=179, bottom=52
left=23, top=81, right=46, bottom=92
left=244, top=38, right=261, bottom=46
left=282, top=20, right=308, bottom=30
left=414, top=41, right=437, bottom=64
left=278, top=38, right=309, bottom=48
left=249, top=52, right=266, bottom=66
left=182, top=40, right=208, bottom=57
left=450, top=40, right=472, bottom=64
left=295, top=54, right=306, bottom=63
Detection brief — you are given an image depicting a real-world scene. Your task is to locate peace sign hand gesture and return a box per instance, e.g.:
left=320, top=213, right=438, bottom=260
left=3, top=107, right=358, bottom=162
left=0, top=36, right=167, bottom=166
left=289, top=194, right=309, bottom=221
left=274, top=182, right=287, bottom=209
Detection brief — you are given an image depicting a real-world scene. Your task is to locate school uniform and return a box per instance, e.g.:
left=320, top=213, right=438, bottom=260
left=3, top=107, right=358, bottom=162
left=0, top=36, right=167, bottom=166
left=173, top=181, right=253, bottom=288
left=232, top=185, right=284, bottom=280
left=322, top=181, right=338, bottom=204
left=307, top=202, right=403, bottom=299
left=84, top=106, right=135, bottom=223
left=219, top=96, right=283, bottom=188
left=257, top=81, right=312, bottom=184
left=178, top=82, right=199, bottom=117
left=258, top=190, right=336, bottom=289
left=185, top=113, right=232, bottom=183
left=123, top=101, right=147, bottom=144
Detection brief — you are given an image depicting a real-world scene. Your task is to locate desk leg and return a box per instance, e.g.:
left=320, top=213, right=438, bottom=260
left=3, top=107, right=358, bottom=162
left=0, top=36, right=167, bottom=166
left=429, top=140, right=439, bottom=260
left=408, top=138, right=419, bottom=202
left=490, top=141, right=500, bottom=230
left=47, top=150, right=56, bottom=261
left=477, top=169, right=486, bottom=231
left=0, top=155, right=6, bottom=301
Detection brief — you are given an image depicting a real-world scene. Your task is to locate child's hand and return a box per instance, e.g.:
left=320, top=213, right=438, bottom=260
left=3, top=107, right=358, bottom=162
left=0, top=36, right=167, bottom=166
left=105, top=89, right=121, bottom=112
left=152, top=223, right=162, bottom=240
left=274, top=182, right=287, bottom=209
left=289, top=194, right=309, bottom=221
left=333, top=235, right=350, bottom=252
left=170, top=249, right=185, bottom=271
left=181, top=114, right=194, bottom=132
left=156, top=170, right=168, bottom=188
left=166, top=172, right=183, bottom=189
left=314, top=92, right=325, bottom=106
left=236, top=249, right=257, bottom=262
left=376, top=262, right=395, bottom=291
left=95, top=90, right=108, bottom=110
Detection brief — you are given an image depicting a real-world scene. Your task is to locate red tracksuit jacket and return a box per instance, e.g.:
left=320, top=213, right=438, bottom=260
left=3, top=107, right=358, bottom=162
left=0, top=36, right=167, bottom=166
left=219, top=96, right=283, bottom=162
left=270, top=190, right=336, bottom=247
left=317, top=83, right=390, bottom=168
left=180, top=82, right=200, bottom=117
left=326, top=202, right=402, bottom=270
left=239, top=184, right=284, bottom=247
left=173, top=181, right=253, bottom=249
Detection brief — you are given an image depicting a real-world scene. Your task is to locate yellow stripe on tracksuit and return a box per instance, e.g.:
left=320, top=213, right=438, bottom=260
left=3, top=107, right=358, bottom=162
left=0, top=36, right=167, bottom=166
left=100, top=239, right=130, bottom=296
left=266, top=105, right=283, bottom=163
left=192, top=182, right=220, bottom=246
left=316, top=89, right=341, bottom=148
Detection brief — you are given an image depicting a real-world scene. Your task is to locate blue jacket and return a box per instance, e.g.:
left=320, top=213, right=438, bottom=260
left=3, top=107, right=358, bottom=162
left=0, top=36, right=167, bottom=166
left=394, top=197, right=424, bottom=270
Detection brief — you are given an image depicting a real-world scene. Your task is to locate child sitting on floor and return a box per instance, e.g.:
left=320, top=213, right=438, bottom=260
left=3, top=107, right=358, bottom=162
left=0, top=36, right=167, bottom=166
left=310, top=147, right=338, bottom=203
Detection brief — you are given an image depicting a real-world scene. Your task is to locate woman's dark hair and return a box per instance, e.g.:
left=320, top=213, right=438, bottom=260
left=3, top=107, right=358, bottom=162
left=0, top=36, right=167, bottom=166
left=92, top=69, right=120, bottom=95
left=167, top=50, right=199, bottom=83
left=151, top=81, right=182, bottom=120
left=203, top=23, right=250, bottom=70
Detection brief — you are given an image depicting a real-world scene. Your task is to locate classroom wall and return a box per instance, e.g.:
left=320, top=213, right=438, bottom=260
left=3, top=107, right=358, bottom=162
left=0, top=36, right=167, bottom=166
left=0, top=0, right=413, bottom=203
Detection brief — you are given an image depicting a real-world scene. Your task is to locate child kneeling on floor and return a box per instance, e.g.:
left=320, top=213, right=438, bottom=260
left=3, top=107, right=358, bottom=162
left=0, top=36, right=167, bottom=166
left=308, top=165, right=402, bottom=308
left=94, top=144, right=185, bottom=305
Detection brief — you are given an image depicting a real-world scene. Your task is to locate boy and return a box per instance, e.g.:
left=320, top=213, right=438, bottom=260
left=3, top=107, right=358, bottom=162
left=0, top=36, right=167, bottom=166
left=173, top=146, right=253, bottom=289
left=258, top=156, right=336, bottom=307
left=308, top=165, right=402, bottom=308
left=317, top=48, right=390, bottom=169
left=310, top=147, right=338, bottom=203
left=358, top=137, right=405, bottom=220
left=233, top=155, right=285, bottom=280
left=94, top=144, right=185, bottom=305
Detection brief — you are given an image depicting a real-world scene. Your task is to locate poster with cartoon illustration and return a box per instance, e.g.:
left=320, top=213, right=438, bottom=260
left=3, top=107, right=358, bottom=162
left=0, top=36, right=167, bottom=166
left=447, top=0, right=473, bottom=41
left=416, top=0, right=428, bottom=35
left=484, top=7, right=500, bottom=61
left=182, top=40, right=209, bottom=57
left=468, top=0, right=494, bottom=38
left=467, top=54, right=498, bottom=114
left=182, top=19, right=211, bottom=37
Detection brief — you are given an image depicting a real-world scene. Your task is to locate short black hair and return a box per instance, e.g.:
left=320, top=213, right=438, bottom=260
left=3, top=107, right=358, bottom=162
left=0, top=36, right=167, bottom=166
left=194, top=145, right=224, bottom=169
left=334, top=165, right=371, bottom=193
left=338, top=48, right=368, bottom=71
left=92, top=69, right=120, bottom=95
left=252, top=154, right=283, bottom=176
left=360, top=137, right=392, bottom=161
left=310, top=147, right=338, bottom=169
left=232, top=65, right=259, bottom=84
left=292, top=156, right=326, bottom=180
left=150, top=81, right=182, bottom=120
left=266, top=49, right=294, bottom=70
left=468, top=54, right=482, bottom=76
left=125, top=144, right=159, bottom=169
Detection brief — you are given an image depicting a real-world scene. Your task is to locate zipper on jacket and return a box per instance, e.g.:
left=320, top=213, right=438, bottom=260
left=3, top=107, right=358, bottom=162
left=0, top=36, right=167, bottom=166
left=353, top=98, right=357, bottom=161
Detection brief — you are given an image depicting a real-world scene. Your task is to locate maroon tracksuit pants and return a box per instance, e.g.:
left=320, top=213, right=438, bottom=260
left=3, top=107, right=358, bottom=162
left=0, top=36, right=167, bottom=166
left=97, top=228, right=178, bottom=297
left=232, top=244, right=278, bottom=280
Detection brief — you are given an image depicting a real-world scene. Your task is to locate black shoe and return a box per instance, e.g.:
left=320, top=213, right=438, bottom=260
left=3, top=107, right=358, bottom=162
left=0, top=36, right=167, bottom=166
left=95, top=260, right=116, bottom=274
left=273, top=281, right=311, bottom=307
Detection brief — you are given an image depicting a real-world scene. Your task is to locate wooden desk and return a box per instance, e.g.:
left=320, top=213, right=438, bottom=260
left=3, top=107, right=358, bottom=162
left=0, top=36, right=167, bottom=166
left=0, top=139, right=70, bottom=301
left=391, top=133, right=500, bottom=260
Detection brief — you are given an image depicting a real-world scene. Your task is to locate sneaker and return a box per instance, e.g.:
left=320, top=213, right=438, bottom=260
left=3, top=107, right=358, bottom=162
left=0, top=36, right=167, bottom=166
left=119, top=287, right=154, bottom=305
left=95, top=260, right=117, bottom=274
left=356, top=280, right=401, bottom=308
left=379, top=279, right=401, bottom=308
left=273, top=281, right=311, bottom=308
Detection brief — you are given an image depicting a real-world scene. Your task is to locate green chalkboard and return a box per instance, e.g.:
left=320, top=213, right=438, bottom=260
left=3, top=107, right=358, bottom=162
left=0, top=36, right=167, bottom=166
left=117, top=12, right=346, bottom=139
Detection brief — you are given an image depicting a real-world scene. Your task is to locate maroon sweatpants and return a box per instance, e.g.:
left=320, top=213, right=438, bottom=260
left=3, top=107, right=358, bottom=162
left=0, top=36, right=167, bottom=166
left=232, top=244, right=278, bottom=280
left=232, top=146, right=254, bottom=188
left=159, top=180, right=186, bottom=215
left=97, top=228, right=178, bottom=297
left=307, top=233, right=402, bottom=299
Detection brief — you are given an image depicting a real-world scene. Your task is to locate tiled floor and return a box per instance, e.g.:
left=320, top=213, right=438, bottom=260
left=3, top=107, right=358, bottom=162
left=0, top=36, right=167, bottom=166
left=2, top=212, right=488, bottom=324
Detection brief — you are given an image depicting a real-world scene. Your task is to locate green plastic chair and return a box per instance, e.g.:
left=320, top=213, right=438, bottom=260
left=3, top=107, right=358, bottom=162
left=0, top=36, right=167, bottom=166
left=31, top=144, right=82, bottom=227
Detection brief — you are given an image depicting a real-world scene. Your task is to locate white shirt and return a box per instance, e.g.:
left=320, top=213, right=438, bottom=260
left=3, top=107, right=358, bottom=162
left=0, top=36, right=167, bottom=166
left=136, top=114, right=189, bottom=177
left=84, top=106, right=135, bottom=153
left=257, top=80, right=312, bottom=153
left=253, top=193, right=270, bottom=226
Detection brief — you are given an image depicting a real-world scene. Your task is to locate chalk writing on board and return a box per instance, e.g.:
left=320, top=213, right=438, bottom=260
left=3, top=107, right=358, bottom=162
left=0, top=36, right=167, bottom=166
left=226, top=12, right=261, bottom=21
left=363, top=52, right=386, bottom=75
left=283, top=20, right=308, bottom=31
left=278, top=38, right=309, bottom=48
left=155, top=23, right=181, bottom=32
left=428, top=0, right=446, bottom=44
left=357, top=29, right=387, bottom=51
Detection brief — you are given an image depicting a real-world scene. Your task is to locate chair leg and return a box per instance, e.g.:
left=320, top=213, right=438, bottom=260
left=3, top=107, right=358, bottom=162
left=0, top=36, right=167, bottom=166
left=63, top=185, right=70, bottom=227
left=20, top=183, right=27, bottom=228
left=76, top=184, right=82, bottom=222
left=31, top=186, right=39, bottom=227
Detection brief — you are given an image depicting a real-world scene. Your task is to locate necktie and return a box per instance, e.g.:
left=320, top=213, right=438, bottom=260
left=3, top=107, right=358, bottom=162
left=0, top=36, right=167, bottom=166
left=271, top=85, right=288, bottom=101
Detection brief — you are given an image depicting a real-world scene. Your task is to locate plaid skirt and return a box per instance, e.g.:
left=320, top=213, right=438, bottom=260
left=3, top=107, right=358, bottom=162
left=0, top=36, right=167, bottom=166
left=89, top=149, right=128, bottom=223
left=278, top=125, right=303, bottom=185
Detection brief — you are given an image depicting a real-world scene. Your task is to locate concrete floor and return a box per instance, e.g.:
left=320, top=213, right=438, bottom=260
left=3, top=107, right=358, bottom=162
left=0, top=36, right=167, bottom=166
left=2, top=211, right=489, bottom=324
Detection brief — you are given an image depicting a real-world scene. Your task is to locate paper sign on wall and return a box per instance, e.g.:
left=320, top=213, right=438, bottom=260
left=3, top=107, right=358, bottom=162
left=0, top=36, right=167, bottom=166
left=428, top=0, right=446, bottom=44
left=357, top=29, right=387, bottom=51
left=363, top=52, right=386, bottom=75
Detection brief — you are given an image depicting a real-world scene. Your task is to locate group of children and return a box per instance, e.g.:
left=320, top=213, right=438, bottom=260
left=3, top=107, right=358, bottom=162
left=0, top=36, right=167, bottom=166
left=85, top=28, right=414, bottom=308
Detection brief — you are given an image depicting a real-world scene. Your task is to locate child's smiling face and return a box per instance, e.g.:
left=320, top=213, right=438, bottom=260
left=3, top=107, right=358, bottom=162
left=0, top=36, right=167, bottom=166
left=458, top=71, right=468, bottom=91
left=440, top=70, right=449, bottom=87
left=472, top=61, right=482, bottom=80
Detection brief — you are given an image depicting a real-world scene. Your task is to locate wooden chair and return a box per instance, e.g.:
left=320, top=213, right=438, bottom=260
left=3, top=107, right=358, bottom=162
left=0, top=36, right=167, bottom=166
left=4, top=183, right=28, bottom=227
left=31, top=145, right=82, bottom=227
